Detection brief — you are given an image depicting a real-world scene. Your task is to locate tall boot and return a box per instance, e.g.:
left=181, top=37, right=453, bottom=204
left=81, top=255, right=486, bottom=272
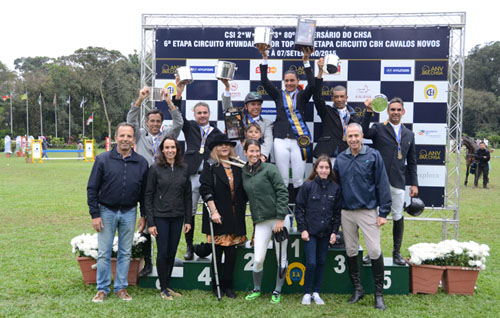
left=371, top=254, right=386, bottom=311
left=346, top=255, right=364, bottom=303
left=392, top=218, right=406, bottom=266
left=184, top=216, right=195, bottom=260
left=287, top=184, right=295, bottom=204
left=139, top=233, right=152, bottom=276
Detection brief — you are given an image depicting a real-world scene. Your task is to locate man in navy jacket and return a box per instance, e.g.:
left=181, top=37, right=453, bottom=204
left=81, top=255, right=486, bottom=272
left=334, top=123, right=391, bottom=311
left=361, top=97, right=418, bottom=266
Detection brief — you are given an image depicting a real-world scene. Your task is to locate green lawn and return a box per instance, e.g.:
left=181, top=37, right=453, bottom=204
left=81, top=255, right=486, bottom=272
left=0, top=151, right=498, bottom=317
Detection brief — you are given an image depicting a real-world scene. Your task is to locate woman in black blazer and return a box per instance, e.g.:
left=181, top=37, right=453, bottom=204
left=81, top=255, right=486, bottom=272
left=199, top=134, right=247, bottom=299
left=257, top=44, right=315, bottom=201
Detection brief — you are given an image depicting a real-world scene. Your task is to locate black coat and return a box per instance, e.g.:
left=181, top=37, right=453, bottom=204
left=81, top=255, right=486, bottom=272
left=260, top=64, right=315, bottom=139
left=312, top=78, right=362, bottom=158
left=475, top=148, right=490, bottom=166
left=361, top=114, right=418, bottom=190
left=177, top=98, right=223, bottom=175
left=144, top=162, right=192, bottom=228
left=199, top=160, right=247, bottom=237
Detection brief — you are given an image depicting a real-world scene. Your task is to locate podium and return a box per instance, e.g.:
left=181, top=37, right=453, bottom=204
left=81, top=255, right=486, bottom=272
left=139, top=230, right=409, bottom=294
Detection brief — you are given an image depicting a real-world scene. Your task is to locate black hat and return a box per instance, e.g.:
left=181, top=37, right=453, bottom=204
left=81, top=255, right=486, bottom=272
left=208, top=134, right=236, bottom=151
left=404, top=197, right=425, bottom=217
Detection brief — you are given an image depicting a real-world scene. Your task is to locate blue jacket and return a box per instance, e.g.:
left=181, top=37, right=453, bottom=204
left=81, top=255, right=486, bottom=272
left=333, top=145, right=392, bottom=217
left=295, top=177, right=342, bottom=237
left=87, top=147, right=149, bottom=219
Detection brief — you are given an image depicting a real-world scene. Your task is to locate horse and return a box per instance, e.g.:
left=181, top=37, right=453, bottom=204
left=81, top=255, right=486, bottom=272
left=461, top=136, right=479, bottom=186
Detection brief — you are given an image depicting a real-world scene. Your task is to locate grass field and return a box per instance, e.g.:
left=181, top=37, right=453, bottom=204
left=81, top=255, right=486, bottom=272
left=0, top=151, right=498, bottom=317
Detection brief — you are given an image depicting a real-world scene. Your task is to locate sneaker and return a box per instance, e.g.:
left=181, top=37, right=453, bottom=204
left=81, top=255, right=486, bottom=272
left=92, top=291, right=107, bottom=303
left=160, top=290, right=173, bottom=300
left=270, top=291, right=281, bottom=304
left=301, top=293, right=311, bottom=305
left=312, top=292, right=325, bottom=305
left=116, top=289, right=132, bottom=301
left=245, top=289, right=261, bottom=300
left=167, top=288, right=182, bottom=297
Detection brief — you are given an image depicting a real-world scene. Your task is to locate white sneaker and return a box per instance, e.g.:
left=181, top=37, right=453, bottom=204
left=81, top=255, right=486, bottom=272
left=301, top=293, right=311, bottom=305
left=312, top=292, right=325, bottom=305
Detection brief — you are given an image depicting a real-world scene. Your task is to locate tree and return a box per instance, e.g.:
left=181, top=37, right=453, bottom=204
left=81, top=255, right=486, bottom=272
left=465, top=41, right=500, bottom=96
left=462, top=88, right=500, bottom=136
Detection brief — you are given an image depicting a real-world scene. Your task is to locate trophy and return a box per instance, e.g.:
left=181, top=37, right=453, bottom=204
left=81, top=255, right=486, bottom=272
left=175, top=66, right=194, bottom=84
left=224, top=109, right=245, bottom=140
left=323, top=52, right=340, bottom=74
left=150, top=87, right=163, bottom=102
left=372, top=94, right=388, bottom=113
left=254, top=27, right=273, bottom=50
left=215, top=61, right=238, bottom=80
left=294, top=18, right=316, bottom=51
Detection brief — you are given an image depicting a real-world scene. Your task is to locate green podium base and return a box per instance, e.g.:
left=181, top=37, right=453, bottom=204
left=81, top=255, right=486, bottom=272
left=138, top=231, right=409, bottom=294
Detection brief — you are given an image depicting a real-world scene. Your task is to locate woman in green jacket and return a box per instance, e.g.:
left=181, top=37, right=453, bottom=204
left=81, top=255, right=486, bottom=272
left=242, top=139, right=289, bottom=304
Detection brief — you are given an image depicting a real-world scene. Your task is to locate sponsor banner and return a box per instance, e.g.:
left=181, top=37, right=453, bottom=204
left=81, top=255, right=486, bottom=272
left=156, top=60, right=185, bottom=79
left=283, top=60, right=315, bottom=81
left=413, top=123, right=447, bottom=145
left=186, top=59, right=218, bottom=80
left=250, top=80, right=282, bottom=101
left=250, top=59, right=282, bottom=81
left=347, top=81, right=381, bottom=102
left=380, top=60, right=415, bottom=81
left=414, top=186, right=445, bottom=207
left=314, top=59, right=348, bottom=81
left=379, top=102, right=414, bottom=124
left=261, top=101, right=277, bottom=117
left=156, top=27, right=449, bottom=60
left=184, top=100, right=218, bottom=121
left=217, top=80, right=250, bottom=102
left=415, top=60, right=448, bottom=81
left=415, top=145, right=446, bottom=165
left=414, top=81, right=448, bottom=103
left=413, top=102, right=447, bottom=123
left=186, top=80, right=218, bottom=101
left=417, top=165, right=446, bottom=187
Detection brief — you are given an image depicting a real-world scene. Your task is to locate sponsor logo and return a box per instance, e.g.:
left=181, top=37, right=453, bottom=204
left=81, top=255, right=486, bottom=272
left=418, top=149, right=442, bottom=160
left=421, top=65, right=444, bottom=76
left=230, top=82, right=241, bottom=99
left=354, top=85, right=371, bottom=100
left=230, top=82, right=238, bottom=91
left=165, top=83, right=176, bottom=95
left=256, top=85, right=269, bottom=96
left=286, top=262, right=305, bottom=286
left=321, top=86, right=333, bottom=97
left=353, top=106, right=366, bottom=118
left=255, top=66, right=278, bottom=74
left=288, top=65, right=306, bottom=75
left=417, top=129, right=440, bottom=138
left=190, top=66, right=215, bottom=73
left=161, top=64, right=182, bottom=74
left=261, top=107, right=277, bottom=115
left=418, top=171, right=441, bottom=182
left=424, top=84, right=438, bottom=99
left=384, top=67, right=411, bottom=74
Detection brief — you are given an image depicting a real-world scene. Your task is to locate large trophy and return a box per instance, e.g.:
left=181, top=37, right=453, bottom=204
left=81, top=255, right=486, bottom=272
left=294, top=18, right=316, bottom=51
left=254, top=27, right=274, bottom=50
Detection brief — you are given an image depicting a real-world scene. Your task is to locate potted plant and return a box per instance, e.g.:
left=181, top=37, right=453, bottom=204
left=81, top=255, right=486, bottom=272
left=408, top=240, right=489, bottom=295
left=71, top=232, right=147, bottom=285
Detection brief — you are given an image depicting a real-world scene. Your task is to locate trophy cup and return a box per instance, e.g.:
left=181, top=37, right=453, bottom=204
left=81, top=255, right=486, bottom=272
left=372, top=94, right=388, bottom=113
left=294, top=18, right=316, bottom=51
left=215, top=61, right=238, bottom=80
left=150, top=87, right=163, bottom=102
left=175, top=66, right=194, bottom=84
left=254, top=27, right=273, bottom=50
left=323, top=51, right=340, bottom=74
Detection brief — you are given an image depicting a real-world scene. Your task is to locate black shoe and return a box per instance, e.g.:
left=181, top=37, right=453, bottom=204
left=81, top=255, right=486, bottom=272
left=184, top=244, right=194, bottom=260
left=225, top=288, right=237, bottom=298
left=371, top=254, right=386, bottom=311
left=139, top=260, right=152, bottom=276
left=483, top=186, right=489, bottom=189
left=362, top=255, right=370, bottom=265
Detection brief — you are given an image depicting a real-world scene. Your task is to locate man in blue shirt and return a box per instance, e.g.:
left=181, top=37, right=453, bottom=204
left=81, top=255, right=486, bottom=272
left=87, top=123, right=149, bottom=303
left=334, top=123, right=391, bottom=311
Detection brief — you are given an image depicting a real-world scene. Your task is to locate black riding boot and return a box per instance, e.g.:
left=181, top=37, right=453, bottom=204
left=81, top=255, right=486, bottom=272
left=346, top=255, right=365, bottom=303
left=371, top=254, right=386, bottom=311
left=392, top=218, right=406, bottom=266
left=184, top=216, right=195, bottom=260
left=139, top=233, right=152, bottom=276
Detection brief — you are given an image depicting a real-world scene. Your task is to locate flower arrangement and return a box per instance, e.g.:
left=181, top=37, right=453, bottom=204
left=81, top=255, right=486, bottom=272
left=71, top=232, right=147, bottom=260
left=408, top=239, right=490, bottom=269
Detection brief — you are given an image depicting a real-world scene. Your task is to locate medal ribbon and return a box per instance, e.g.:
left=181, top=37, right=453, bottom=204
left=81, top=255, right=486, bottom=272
left=395, top=125, right=402, bottom=158
left=151, top=131, right=162, bottom=162
left=282, top=90, right=312, bottom=160
left=340, top=108, right=351, bottom=139
left=199, top=125, right=213, bottom=151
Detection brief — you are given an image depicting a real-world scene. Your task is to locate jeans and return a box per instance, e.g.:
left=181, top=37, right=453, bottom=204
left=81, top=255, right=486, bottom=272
left=155, top=217, right=184, bottom=292
left=303, top=234, right=330, bottom=294
left=96, top=206, right=137, bottom=294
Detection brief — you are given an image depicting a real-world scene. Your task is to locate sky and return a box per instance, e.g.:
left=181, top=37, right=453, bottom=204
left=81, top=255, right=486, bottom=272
left=0, top=0, right=498, bottom=70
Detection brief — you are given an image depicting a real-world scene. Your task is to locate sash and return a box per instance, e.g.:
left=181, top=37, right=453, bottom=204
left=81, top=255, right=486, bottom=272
left=151, top=131, right=162, bottom=162
left=282, top=90, right=312, bottom=160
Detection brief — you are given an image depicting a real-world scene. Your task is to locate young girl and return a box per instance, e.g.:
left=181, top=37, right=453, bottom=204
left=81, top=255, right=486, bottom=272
left=295, top=155, right=342, bottom=305
left=234, top=123, right=264, bottom=162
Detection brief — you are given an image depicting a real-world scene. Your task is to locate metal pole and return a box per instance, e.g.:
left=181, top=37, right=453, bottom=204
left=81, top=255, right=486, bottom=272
left=10, top=93, right=13, bottom=134
left=26, top=93, right=29, bottom=137
left=55, top=96, right=58, bottom=138
left=203, top=201, right=222, bottom=301
left=82, top=101, right=85, bottom=138
left=39, top=94, right=43, bottom=137
left=68, top=97, right=71, bottom=141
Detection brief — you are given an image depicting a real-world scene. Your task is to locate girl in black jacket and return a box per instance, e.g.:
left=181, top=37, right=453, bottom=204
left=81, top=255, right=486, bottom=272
left=145, top=136, right=192, bottom=300
left=199, top=134, right=248, bottom=298
left=295, top=155, right=342, bottom=305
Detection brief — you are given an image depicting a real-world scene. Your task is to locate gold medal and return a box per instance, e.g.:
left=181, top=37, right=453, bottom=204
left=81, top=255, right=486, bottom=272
left=343, top=134, right=346, bottom=142
left=398, top=151, right=403, bottom=160
left=199, top=147, right=204, bottom=154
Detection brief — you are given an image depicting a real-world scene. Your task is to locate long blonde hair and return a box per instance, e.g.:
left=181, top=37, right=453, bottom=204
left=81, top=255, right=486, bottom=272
left=210, top=145, right=237, bottom=166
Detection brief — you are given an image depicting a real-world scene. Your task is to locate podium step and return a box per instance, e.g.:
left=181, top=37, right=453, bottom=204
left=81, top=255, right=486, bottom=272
left=138, top=231, right=409, bottom=294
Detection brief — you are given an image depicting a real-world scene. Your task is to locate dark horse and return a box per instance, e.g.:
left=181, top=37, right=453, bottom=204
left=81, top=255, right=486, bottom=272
left=462, top=136, right=479, bottom=186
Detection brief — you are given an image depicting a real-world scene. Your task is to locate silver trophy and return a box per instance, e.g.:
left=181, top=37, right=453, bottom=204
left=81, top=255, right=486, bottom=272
left=175, top=66, right=194, bottom=84
left=294, top=18, right=316, bottom=51
left=254, top=27, right=273, bottom=50
left=215, top=61, right=238, bottom=80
